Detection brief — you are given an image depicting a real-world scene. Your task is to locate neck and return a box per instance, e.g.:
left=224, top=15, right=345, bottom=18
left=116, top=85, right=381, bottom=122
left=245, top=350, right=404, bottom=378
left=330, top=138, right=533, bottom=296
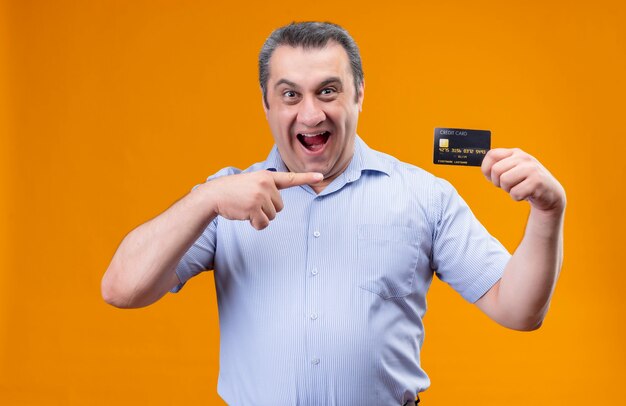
left=311, top=154, right=354, bottom=194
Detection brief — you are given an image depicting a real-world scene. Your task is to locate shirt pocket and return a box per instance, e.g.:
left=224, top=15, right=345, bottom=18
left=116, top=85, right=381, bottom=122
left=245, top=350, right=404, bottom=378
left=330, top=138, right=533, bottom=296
left=357, top=224, right=421, bottom=299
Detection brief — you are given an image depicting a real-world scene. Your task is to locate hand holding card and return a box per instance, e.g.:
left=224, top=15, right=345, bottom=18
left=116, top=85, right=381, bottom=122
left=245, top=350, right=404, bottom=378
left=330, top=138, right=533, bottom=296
left=481, top=148, right=566, bottom=213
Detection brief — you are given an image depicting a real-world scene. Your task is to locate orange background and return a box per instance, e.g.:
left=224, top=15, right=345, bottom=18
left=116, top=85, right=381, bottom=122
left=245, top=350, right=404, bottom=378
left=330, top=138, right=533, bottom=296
left=2, top=0, right=625, bottom=404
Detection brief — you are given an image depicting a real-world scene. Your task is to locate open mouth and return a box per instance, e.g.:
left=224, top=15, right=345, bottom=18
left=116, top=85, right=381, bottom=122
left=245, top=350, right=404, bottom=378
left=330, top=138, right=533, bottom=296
left=296, top=131, right=331, bottom=152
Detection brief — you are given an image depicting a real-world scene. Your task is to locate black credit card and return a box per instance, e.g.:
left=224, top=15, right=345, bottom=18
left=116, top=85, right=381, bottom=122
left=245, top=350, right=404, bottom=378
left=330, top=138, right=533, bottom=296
left=433, top=128, right=491, bottom=166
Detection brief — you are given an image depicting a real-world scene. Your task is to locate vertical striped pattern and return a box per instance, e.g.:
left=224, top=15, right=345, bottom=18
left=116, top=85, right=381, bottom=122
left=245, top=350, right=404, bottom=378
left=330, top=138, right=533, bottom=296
left=172, top=137, right=510, bottom=405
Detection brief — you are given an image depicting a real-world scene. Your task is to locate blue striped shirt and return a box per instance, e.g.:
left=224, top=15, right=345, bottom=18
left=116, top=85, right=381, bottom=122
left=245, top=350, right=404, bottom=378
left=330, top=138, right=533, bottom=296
left=171, top=136, right=510, bottom=405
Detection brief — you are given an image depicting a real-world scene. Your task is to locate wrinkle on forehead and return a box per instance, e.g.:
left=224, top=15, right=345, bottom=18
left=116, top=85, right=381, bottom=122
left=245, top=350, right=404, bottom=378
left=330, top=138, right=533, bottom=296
left=268, top=42, right=353, bottom=88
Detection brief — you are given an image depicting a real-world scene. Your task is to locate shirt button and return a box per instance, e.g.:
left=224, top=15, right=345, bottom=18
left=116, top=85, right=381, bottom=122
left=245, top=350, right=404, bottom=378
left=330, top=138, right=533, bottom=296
left=313, top=231, right=321, bottom=238
left=311, top=267, right=318, bottom=275
left=312, top=358, right=320, bottom=365
left=310, top=313, right=318, bottom=320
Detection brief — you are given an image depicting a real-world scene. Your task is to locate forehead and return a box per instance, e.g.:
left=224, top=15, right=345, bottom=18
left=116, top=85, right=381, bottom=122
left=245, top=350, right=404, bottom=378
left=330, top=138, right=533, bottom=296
left=268, top=42, right=353, bottom=86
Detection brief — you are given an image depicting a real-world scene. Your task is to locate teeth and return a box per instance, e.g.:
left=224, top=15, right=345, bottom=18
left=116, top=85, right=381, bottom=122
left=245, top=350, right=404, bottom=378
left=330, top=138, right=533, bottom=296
left=299, top=131, right=327, bottom=137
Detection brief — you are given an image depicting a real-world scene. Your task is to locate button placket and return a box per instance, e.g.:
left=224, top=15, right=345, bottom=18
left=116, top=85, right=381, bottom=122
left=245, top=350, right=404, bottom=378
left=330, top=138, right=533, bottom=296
left=305, top=197, right=323, bottom=371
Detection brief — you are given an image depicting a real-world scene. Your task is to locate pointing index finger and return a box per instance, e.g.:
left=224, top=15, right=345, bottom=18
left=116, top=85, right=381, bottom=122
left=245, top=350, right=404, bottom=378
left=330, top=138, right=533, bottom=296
left=272, top=171, right=324, bottom=190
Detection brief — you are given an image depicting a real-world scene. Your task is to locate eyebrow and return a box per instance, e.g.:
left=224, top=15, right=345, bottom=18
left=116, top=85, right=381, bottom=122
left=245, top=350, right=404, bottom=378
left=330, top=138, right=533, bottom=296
left=273, top=77, right=344, bottom=90
left=318, top=77, right=343, bottom=88
left=274, top=79, right=299, bottom=90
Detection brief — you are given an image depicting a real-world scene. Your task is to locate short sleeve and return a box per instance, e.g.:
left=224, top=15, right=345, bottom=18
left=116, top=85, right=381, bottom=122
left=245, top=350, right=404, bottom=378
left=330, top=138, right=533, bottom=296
left=169, top=219, right=218, bottom=293
left=170, top=166, right=242, bottom=293
left=431, top=178, right=511, bottom=303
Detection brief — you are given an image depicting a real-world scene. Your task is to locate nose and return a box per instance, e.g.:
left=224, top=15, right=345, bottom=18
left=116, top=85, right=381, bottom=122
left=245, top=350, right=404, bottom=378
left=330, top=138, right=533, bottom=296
left=297, top=97, right=326, bottom=127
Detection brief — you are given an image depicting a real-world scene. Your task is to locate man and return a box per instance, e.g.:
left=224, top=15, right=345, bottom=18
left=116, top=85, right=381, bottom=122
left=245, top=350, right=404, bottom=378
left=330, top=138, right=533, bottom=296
left=102, top=22, right=565, bottom=405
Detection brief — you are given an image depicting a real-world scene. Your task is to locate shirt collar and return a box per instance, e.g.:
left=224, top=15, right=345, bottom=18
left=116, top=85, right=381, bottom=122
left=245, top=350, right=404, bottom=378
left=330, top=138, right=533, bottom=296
left=262, top=135, right=391, bottom=179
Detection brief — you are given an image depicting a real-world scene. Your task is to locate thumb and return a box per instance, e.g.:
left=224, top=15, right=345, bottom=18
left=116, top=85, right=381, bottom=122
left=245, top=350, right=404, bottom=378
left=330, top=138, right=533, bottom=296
left=271, top=171, right=324, bottom=190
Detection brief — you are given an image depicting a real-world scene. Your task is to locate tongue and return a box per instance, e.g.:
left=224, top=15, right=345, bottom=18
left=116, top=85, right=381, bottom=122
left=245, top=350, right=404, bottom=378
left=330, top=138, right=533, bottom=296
left=302, top=133, right=327, bottom=146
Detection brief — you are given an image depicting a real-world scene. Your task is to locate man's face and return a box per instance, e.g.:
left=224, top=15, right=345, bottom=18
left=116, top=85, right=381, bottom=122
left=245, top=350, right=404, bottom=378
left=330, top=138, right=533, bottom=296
left=263, top=42, right=364, bottom=187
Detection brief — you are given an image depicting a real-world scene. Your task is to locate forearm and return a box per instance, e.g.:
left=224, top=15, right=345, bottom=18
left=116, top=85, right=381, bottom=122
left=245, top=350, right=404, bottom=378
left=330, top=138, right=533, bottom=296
left=494, top=206, right=565, bottom=329
left=102, top=184, right=217, bottom=308
left=101, top=170, right=323, bottom=308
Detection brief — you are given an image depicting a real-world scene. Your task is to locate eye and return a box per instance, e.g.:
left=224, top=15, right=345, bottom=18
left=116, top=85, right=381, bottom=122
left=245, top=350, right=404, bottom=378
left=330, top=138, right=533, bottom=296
left=280, top=90, right=301, bottom=104
left=320, top=88, right=335, bottom=95
left=283, top=90, right=297, bottom=98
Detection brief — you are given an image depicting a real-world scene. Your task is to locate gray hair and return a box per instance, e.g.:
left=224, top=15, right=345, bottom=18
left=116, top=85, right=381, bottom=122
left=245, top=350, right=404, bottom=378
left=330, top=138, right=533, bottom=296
left=259, top=21, right=364, bottom=109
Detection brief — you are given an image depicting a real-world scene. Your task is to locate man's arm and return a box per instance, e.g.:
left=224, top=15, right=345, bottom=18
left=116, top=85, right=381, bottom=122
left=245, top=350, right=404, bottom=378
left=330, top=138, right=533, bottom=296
left=101, top=170, right=323, bottom=309
left=475, top=148, right=566, bottom=331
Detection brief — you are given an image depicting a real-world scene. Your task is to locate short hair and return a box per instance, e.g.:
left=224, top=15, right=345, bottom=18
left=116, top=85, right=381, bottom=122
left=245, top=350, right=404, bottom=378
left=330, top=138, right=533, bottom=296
left=259, top=21, right=364, bottom=109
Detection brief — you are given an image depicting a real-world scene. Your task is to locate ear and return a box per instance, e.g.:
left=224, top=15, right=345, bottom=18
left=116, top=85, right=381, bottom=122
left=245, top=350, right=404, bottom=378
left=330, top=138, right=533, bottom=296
left=357, top=80, right=365, bottom=112
left=262, top=90, right=269, bottom=119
